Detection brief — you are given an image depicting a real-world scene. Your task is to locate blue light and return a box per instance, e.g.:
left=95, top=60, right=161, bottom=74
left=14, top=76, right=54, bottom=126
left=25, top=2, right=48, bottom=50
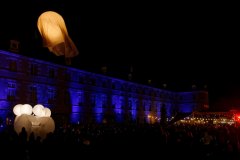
left=180, top=104, right=193, bottom=113
left=114, top=109, right=122, bottom=114
left=0, top=50, right=208, bottom=125
left=94, top=107, right=103, bottom=114
left=72, top=106, right=81, bottom=113
left=115, top=113, right=123, bottom=122
left=131, top=110, right=137, bottom=120
left=95, top=114, right=103, bottom=123
left=70, top=113, right=81, bottom=124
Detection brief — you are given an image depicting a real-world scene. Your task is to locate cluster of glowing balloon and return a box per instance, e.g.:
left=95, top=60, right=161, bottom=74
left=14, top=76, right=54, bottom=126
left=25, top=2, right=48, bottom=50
left=13, top=104, right=51, bottom=117
left=37, top=11, right=79, bottom=58
left=13, top=104, right=55, bottom=140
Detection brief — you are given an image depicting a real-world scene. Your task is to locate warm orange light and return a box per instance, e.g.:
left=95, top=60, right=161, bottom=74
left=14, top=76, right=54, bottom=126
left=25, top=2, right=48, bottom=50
left=37, top=11, right=79, bottom=58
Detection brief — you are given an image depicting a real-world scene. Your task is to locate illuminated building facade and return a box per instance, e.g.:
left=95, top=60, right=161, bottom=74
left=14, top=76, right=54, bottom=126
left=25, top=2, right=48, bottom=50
left=0, top=50, right=208, bottom=124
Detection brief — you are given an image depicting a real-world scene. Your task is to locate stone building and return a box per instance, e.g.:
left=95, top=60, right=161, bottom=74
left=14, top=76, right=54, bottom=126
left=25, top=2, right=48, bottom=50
left=0, top=50, right=208, bottom=124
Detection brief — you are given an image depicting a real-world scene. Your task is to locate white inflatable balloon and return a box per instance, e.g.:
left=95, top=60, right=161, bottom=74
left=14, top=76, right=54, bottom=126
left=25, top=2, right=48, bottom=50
left=14, top=114, right=32, bottom=135
left=43, top=108, right=51, bottom=117
left=38, top=117, right=55, bottom=139
left=13, top=104, right=23, bottom=116
left=33, top=104, right=44, bottom=117
left=21, top=104, right=33, bottom=115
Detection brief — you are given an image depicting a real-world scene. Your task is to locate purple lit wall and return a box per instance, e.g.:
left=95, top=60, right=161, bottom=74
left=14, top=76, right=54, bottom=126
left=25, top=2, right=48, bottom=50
left=0, top=50, right=209, bottom=125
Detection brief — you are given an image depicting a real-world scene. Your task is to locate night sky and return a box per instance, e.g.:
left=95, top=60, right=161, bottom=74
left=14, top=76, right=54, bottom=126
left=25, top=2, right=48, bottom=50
left=1, top=1, right=240, bottom=110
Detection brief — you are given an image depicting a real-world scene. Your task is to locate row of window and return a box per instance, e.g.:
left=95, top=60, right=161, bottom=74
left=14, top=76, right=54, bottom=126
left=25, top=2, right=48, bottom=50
left=6, top=59, right=207, bottom=108
left=7, top=83, right=164, bottom=111
left=8, top=59, right=183, bottom=98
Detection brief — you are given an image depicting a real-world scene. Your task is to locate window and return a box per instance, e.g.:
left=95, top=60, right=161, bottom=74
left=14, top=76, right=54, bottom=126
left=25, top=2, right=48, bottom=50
left=102, top=81, right=107, bottom=88
left=48, top=89, right=56, bottom=104
left=9, top=40, right=20, bottom=52
left=7, top=82, right=16, bottom=101
left=64, top=72, right=71, bottom=81
left=91, top=94, right=96, bottom=107
left=157, top=103, right=160, bottom=112
left=9, top=59, right=17, bottom=71
left=64, top=90, right=71, bottom=105
left=150, top=102, right=155, bottom=111
left=79, top=76, right=84, bottom=84
left=30, top=64, right=38, bottom=75
left=49, top=68, right=55, bottom=78
left=102, top=95, right=107, bottom=108
left=120, top=97, right=125, bottom=109
left=128, top=100, right=132, bottom=110
left=78, top=92, right=84, bottom=106
left=29, top=86, right=37, bottom=103
left=136, top=100, right=140, bottom=110
left=91, top=79, right=96, bottom=86
left=112, top=83, right=116, bottom=89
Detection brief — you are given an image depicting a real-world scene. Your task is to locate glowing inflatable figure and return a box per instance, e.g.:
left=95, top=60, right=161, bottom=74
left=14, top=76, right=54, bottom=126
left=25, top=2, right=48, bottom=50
left=37, top=11, right=79, bottom=59
left=13, top=104, right=55, bottom=140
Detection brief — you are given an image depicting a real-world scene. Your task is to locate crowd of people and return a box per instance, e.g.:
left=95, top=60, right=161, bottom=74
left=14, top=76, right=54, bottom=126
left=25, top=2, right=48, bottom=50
left=0, top=121, right=240, bottom=160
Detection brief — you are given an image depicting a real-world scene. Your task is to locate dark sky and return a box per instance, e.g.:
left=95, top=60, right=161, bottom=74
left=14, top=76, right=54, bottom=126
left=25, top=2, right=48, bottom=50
left=1, top=1, right=240, bottom=110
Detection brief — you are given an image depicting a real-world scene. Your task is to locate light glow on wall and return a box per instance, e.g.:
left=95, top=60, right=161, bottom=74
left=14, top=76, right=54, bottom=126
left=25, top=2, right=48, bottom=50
left=0, top=50, right=208, bottom=125
left=179, top=104, right=193, bottom=113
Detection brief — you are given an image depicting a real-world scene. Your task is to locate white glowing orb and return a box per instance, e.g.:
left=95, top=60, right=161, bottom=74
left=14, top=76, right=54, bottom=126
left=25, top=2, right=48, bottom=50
left=33, top=104, right=44, bottom=117
left=43, top=107, right=51, bottom=117
left=21, top=104, right=33, bottom=115
left=13, top=104, right=23, bottom=116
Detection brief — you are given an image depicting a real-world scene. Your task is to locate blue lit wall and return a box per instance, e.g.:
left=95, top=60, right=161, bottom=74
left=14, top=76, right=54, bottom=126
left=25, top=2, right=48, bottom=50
left=179, top=104, right=194, bottom=113
left=131, top=98, right=137, bottom=121
left=0, top=50, right=209, bottom=125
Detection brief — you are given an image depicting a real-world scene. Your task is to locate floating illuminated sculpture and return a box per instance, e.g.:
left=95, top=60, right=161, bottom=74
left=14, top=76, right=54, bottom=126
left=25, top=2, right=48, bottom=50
left=13, top=104, right=55, bottom=140
left=37, top=11, right=79, bottom=64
